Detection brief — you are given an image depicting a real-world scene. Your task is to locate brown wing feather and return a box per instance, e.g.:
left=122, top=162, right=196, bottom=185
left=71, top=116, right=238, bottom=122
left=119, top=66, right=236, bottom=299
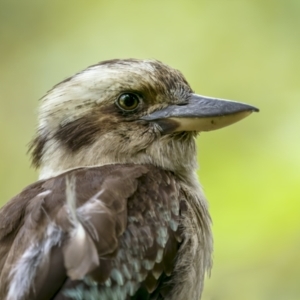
left=0, top=164, right=184, bottom=300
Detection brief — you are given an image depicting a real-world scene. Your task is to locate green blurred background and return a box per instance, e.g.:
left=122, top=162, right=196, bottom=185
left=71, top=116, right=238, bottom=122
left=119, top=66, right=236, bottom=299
left=0, top=1, right=299, bottom=299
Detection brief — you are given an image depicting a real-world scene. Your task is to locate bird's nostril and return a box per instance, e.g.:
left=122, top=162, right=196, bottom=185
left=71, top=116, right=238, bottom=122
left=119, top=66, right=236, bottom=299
left=176, top=101, right=189, bottom=106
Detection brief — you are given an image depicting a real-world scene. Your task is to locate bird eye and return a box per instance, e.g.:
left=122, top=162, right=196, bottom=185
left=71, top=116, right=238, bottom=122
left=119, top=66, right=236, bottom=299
left=116, top=93, right=140, bottom=111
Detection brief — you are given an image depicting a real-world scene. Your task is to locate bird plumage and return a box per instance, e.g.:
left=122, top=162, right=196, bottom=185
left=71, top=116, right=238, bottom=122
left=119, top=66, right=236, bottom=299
left=0, top=59, right=257, bottom=299
left=29, top=59, right=195, bottom=180
left=0, top=165, right=211, bottom=300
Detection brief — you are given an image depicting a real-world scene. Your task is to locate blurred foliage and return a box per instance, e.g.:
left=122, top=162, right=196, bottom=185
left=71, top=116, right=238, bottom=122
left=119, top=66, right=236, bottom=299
left=0, top=1, right=299, bottom=299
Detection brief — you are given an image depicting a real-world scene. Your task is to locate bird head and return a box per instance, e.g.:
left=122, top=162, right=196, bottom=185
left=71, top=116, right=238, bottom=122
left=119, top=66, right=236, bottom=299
left=29, top=59, right=258, bottom=179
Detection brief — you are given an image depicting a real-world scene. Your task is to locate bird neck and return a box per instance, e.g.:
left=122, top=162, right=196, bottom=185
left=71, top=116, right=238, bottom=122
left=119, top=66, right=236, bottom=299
left=38, top=134, right=198, bottom=182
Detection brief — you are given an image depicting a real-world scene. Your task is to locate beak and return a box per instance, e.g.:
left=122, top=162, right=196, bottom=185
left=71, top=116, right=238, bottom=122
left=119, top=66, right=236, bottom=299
left=141, top=94, right=259, bottom=133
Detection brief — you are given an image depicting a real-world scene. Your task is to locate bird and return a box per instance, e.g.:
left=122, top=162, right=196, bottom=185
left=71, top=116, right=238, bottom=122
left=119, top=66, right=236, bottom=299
left=0, top=58, right=258, bottom=300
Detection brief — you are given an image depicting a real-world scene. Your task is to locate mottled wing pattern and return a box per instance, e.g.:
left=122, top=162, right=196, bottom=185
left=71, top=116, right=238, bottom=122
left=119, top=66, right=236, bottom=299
left=0, top=164, right=184, bottom=300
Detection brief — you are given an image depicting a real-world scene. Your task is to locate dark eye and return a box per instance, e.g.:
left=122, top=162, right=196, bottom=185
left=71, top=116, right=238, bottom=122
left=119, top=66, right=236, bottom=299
left=116, top=93, right=140, bottom=111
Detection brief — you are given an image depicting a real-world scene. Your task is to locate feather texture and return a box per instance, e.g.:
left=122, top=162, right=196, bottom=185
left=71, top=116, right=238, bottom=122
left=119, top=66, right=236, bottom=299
left=0, top=164, right=211, bottom=300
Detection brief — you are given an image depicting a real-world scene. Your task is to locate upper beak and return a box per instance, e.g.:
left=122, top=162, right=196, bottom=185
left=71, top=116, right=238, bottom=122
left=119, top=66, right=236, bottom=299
left=141, top=94, right=259, bottom=133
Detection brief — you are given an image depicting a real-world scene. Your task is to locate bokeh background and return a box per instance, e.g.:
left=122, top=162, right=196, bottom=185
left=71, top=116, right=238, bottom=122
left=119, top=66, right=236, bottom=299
left=1, top=1, right=299, bottom=299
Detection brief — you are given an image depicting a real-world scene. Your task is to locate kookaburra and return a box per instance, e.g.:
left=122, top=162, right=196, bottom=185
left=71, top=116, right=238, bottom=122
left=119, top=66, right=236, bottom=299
left=0, top=59, right=258, bottom=300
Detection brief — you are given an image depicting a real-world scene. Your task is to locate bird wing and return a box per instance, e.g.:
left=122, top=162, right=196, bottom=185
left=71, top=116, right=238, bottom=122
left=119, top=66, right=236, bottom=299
left=0, top=164, right=183, bottom=300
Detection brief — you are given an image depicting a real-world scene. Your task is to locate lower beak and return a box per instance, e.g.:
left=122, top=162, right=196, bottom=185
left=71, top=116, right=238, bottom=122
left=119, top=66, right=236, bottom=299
left=141, top=94, right=259, bottom=133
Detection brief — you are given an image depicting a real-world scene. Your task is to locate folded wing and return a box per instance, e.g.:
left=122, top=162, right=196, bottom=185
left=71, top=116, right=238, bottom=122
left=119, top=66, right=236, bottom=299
left=0, top=164, right=183, bottom=300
